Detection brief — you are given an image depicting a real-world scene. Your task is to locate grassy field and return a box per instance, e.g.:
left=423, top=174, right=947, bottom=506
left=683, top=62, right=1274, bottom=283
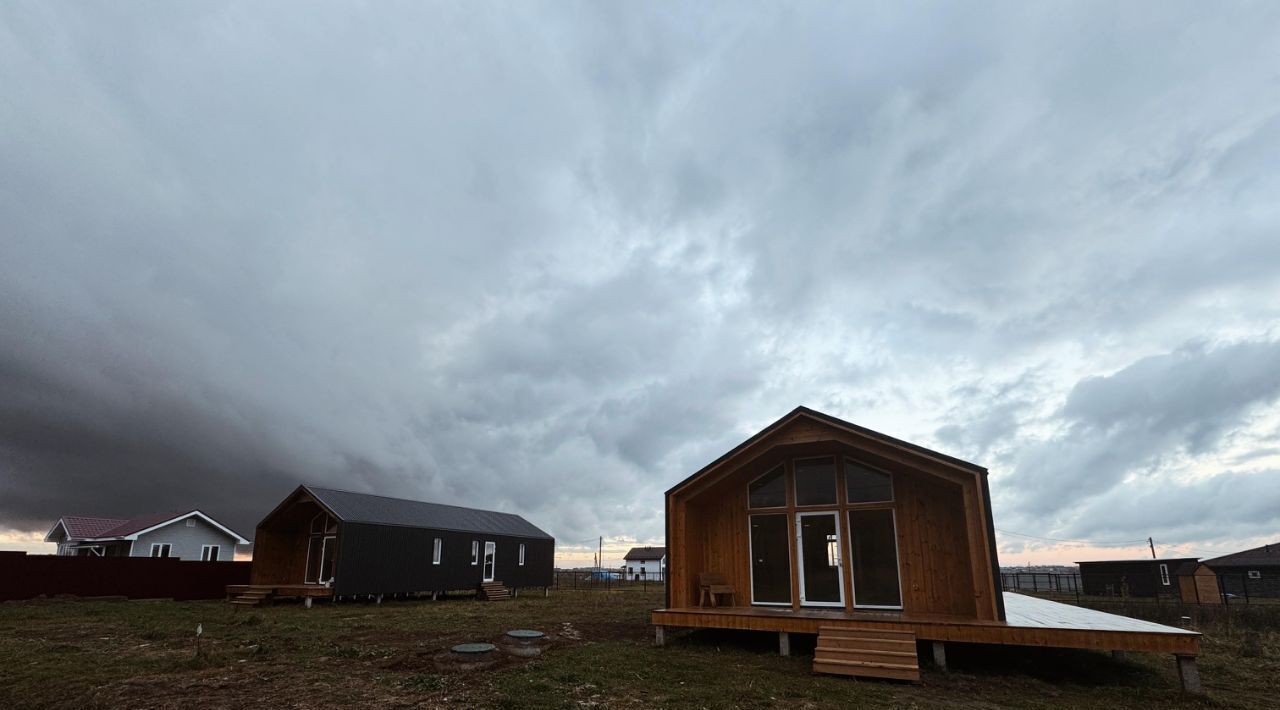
left=0, top=589, right=1276, bottom=709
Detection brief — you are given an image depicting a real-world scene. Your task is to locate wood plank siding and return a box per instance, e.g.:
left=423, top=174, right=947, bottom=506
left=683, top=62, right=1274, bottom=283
left=665, top=409, right=1000, bottom=620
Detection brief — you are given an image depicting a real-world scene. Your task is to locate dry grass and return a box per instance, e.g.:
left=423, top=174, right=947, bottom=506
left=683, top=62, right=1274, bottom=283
left=0, top=589, right=1275, bottom=709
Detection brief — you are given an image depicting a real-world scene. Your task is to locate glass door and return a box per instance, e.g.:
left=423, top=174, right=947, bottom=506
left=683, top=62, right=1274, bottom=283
left=796, top=512, right=844, bottom=607
left=749, top=514, right=791, bottom=605
left=483, top=541, right=497, bottom=582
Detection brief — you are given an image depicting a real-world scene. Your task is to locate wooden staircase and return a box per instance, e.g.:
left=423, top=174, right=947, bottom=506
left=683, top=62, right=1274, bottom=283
left=230, top=586, right=275, bottom=608
left=478, top=581, right=510, bottom=601
left=813, top=626, right=920, bottom=682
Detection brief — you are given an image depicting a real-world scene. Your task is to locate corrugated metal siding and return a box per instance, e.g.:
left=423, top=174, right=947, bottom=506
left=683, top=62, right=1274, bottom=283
left=333, top=523, right=554, bottom=596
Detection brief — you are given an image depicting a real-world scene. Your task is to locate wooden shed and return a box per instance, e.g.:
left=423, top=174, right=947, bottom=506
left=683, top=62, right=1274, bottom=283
left=651, top=407, right=1204, bottom=690
left=229, top=485, right=554, bottom=606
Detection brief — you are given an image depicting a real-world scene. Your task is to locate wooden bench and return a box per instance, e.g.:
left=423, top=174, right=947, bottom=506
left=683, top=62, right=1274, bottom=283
left=698, top=572, right=736, bottom=607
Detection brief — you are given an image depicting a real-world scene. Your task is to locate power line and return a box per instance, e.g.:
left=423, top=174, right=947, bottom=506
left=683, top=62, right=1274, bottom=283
left=995, top=528, right=1149, bottom=546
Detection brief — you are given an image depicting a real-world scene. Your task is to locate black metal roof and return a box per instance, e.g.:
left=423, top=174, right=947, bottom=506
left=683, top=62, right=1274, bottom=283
left=1202, top=542, right=1280, bottom=568
left=304, top=486, right=553, bottom=540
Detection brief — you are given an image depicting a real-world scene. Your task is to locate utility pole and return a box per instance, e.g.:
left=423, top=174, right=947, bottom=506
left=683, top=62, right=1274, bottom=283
left=1148, top=537, right=1157, bottom=559
left=598, top=536, right=603, bottom=572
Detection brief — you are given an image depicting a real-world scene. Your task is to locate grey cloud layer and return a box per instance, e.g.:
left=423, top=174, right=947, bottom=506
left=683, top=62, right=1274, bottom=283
left=2, top=3, right=1279, bottom=553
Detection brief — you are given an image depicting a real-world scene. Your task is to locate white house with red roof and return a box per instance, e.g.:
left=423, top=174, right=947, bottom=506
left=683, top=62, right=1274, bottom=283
left=44, top=511, right=249, bottom=561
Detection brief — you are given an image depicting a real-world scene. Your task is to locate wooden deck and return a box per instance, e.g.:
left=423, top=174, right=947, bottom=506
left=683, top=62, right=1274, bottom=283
left=226, top=584, right=334, bottom=599
left=651, top=592, right=1200, bottom=656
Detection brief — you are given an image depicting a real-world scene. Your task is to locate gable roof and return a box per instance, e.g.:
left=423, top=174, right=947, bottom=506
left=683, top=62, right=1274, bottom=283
left=624, top=546, right=666, bottom=561
left=304, top=485, right=553, bottom=540
left=1202, top=542, right=1280, bottom=568
left=667, top=405, right=986, bottom=495
left=51, top=516, right=128, bottom=540
left=46, top=511, right=249, bottom=545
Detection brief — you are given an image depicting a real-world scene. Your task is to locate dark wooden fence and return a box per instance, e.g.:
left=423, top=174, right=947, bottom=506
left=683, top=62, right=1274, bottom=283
left=0, top=551, right=250, bottom=601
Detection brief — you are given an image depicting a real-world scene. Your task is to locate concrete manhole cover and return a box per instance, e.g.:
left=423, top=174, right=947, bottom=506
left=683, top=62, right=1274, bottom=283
left=452, top=642, right=496, bottom=654
left=505, top=629, right=545, bottom=639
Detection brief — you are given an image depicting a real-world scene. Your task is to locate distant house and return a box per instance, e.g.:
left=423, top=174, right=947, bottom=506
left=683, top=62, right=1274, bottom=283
left=623, top=546, right=666, bottom=580
left=43, top=511, right=249, bottom=561
left=238, top=485, right=554, bottom=604
left=1076, top=558, right=1199, bottom=598
left=1202, top=542, right=1280, bottom=599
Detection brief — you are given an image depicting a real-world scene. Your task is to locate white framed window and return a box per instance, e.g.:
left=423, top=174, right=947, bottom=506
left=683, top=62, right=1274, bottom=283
left=200, top=545, right=220, bottom=562
left=186, top=518, right=196, bottom=527
left=432, top=538, right=442, bottom=565
left=471, top=540, right=479, bottom=565
left=1159, top=563, right=1170, bottom=585
left=150, top=543, right=172, bottom=558
left=519, top=544, right=526, bottom=566
left=1248, top=570, right=1262, bottom=579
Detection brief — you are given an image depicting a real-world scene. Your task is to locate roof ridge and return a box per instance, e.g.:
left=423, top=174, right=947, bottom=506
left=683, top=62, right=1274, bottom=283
left=305, top=484, right=530, bottom=520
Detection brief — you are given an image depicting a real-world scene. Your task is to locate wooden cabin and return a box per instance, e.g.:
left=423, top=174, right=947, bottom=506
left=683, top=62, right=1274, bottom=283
left=1076, top=558, right=1199, bottom=599
left=652, top=407, right=1204, bottom=690
left=229, top=485, right=554, bottom=606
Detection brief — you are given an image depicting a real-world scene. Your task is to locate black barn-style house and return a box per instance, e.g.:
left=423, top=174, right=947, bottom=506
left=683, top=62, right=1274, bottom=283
left=248, top=485, right=554, bottom=599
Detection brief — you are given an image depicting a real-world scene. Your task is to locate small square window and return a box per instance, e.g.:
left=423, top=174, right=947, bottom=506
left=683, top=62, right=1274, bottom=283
left=185, top=519, right=196, bottom=527
left=1248, top=570, right=1262, bottom=579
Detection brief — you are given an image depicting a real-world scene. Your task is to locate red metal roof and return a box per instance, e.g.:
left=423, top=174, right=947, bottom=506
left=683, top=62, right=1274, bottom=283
left=59, top=516, right=128, bottom=539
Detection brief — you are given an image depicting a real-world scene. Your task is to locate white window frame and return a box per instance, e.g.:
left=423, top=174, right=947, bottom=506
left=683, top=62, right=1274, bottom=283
left=433, top=538, right=442, bottom=565
left=1159, top=563, right=1170, bottom=585
left=1248, top=570, right=1262, bottom=579
left=795, top=510, right=845, bottom=607
left=185, top=518, right=196, bottom=527
left=471, top=540, right=479, bottom=565
left=150, top=543, right=172, bottom=558
left=519, top=544, right=526, bottom=566
left=200, top=545, right=220, bottom=562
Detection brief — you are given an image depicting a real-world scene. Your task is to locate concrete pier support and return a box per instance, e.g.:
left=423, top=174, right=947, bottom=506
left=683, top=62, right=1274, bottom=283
left=779, top=632, right=791, bottom=657
left=304, top=597, right=312, bottom=609
left=931, top=641, right=947, bottom=671
left=654, top=626, right=666, bottom=647
left=1176, top=655, right=1202, bottom=693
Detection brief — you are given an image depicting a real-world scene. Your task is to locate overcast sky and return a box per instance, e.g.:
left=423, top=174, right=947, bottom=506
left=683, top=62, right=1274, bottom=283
left=2, top=2, right=1279, bottom=566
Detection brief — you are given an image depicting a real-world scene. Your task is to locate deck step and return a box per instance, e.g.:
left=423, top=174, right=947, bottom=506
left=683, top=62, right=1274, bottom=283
left=817, top=636, right=917, bottom=652
left=478, top=581, right=510, bottom=601
left=814, top=627, right=919, bottom=682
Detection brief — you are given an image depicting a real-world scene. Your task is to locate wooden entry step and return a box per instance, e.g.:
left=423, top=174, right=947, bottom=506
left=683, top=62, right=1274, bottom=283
left=230, top=590, right=274, bottom=608
left=813, top=626, right=920, bottom=682
left=478, top=581, right=510, bottom=601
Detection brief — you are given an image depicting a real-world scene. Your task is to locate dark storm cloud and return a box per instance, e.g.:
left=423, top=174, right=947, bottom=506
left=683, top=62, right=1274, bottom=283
left=3, top=2, right=1280, bottom=557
